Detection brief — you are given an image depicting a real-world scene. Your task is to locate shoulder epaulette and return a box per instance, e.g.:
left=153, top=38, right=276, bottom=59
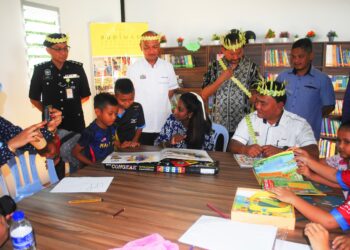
left=34, top=61, right=50, bottom=67
left=68, top=60, right=83, bottom=66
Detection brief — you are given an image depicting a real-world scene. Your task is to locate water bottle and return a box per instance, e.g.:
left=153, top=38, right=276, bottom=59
left=10, top=211, right=36, bottom=250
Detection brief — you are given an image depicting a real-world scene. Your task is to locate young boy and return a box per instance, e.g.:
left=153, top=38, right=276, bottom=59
left=72, top=93, right=117, bottom=166
left=114, top=78, right=145, bottom=148
left=271, top=123, right=350, bottom=231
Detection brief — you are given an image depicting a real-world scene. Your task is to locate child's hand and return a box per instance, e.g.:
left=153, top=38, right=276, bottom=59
left=293, top=147, right=310, bottom=158
left=129, top=142, right=140, bottom=148
left=332, top=235, right=350, bottom=250
left=297, top=164, right=313, bottom=179
left=270, top=187, right=297, bottom=205
left=304, top=223, right=330, bottom=250
left=171, top=134, right=186, bottom=145
left=295, top=154, right=311, bottom=167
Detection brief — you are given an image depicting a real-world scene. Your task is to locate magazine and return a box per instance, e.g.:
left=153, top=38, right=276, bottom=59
left=234, top=154, right=261, bottom=168
left=262, top=179, right=325, bottom=196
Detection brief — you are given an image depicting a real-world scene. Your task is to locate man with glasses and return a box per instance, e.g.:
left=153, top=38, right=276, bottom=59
left=29, top=33, right=91, bottom=133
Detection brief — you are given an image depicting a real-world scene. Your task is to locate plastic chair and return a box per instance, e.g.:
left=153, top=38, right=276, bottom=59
left=6, top=151, right=59, bottom=202
left=212, top=123, right=229, bottom=152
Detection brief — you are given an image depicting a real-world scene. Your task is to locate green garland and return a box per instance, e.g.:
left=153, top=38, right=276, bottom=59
left=245, top=115, right=257, bottom=144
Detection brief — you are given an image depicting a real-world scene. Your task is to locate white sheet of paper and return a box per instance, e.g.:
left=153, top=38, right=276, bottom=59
left=179, top=215, right=277, bottom=250
left=274, top=239, right=311, bottom=250
left=50, top=177, right=113, bottom=193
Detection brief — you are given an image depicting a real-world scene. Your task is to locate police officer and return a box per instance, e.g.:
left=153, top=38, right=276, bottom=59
left=29, top=33, right=91, bottom=133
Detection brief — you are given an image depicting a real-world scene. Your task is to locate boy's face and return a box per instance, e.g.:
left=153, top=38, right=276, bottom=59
left=337, top=128, right=350, bottom=159
left=96, top=105, right=117, bottom=127
left=115, top=92, right=134, bottom=110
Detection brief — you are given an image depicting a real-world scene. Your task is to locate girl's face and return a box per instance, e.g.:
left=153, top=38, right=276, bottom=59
left=174, top=100, right=192, bottom=122
left=337, top=128, right=350, bottom=160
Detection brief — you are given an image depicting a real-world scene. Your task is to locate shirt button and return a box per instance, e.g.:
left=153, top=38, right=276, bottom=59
left=77, top=113, right=80, bottom=116
left=58, top=74, right=61, bottom=77
left=59, top=82, right=62, bottom=85
left=60, top=91, right=63, bottom=94
left=61, top=107, right=64, bottom=110
left=46, top=82, right=49, bottom=85
left=60, top=99, right=63, bottom=102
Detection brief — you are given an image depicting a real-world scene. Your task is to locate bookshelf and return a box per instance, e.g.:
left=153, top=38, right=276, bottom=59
left=161, top=42, right=349, bottom=157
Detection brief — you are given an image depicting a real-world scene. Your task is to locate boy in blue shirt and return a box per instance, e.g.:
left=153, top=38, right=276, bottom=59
left=114, top=78, right=145, bottom=148
left=72, top=93, right=117, bottom=165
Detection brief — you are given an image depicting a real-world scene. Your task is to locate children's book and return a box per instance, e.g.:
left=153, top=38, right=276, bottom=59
left=102, top=148, right=219, bottom=175
left=231, top=187, right=295, bottom=230
left=253, top=151, right=303, bottom=184
left=262, top=179, right=325, bottom=196
left=234, top=154, right=261, bottom=168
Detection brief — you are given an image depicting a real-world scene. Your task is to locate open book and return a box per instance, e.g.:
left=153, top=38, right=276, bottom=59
left=234, top=154, right=261, bottom=168
left=262, top=179, right=325, bottom=196
left=102, top=148, right=218, bottom=174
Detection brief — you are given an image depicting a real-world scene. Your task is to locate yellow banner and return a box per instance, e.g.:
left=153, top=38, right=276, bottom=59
left=90, top=22, right=148, bottom=56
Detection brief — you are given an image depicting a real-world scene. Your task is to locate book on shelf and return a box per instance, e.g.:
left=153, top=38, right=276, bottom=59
left=326, top=44, right=350, bottom=67
left=264, top=72, right=278, bottom=81
left=262, top=179, right=325, bottom=196
left=102, top=148, right=219, bottom=174
left=318, top=138, right=337, bottom=158
left=231, top=187, right=295, bottom=230
left=233, top=154, right=261, bottom=168
left=160, top=54, right=195, bottom=68
left=330, top=99, right=343, bottom=116
left=321, top=118, right=341, bottom=138
left=329, top=75, right=349, bottom=91
left=264, top=49, right=290, bottom=67
left=253, top=150, right=303, bottom=185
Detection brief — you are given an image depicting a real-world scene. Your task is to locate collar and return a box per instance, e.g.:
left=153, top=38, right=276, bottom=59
left=263, top=110, right=284, bottom=127
left=142, top=57, right=160, bottom=68
left=291, top=64, right=314, bottom=76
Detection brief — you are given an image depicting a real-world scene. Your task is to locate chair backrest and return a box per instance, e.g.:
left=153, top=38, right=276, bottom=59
left=212, top=123, right=229, bottom=152
left=6, top=151, right=58, bottom=202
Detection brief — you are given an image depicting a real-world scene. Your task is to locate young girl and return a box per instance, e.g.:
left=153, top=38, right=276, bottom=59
left=271, top=122, right=350, bottom=231
left=154, top=92, right=215, bottom=150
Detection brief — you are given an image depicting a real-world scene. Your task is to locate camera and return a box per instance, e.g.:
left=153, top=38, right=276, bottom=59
left=43, top=105, right=52, bottom=122
left=0, top=195, right=16, bottom=216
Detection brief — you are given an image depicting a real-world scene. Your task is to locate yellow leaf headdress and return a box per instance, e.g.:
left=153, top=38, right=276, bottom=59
left=220, top=30, right=246, bottom=51
left=45, top=34, right=69, bottom=44
left=256, top=79, right=286, bottom=97
left=140, top=34, right=161, bottom=42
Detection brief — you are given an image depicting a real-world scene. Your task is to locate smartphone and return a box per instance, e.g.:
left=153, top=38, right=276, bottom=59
left=43, top=105, right=52, bottom=122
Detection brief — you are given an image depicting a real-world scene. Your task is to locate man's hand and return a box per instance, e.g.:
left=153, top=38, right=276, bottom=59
left=261, top=145, right=283, bottom=157
left=244, top=144, right=263, bottom=157
left=47, top=108, right=62, bottom=132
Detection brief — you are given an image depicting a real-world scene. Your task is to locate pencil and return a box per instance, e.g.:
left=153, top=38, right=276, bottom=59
left=206, top=203, right=230, bottom=219
left=112, top=208, right=125, bottom=218
left=68, top=198, right=103, bottom=204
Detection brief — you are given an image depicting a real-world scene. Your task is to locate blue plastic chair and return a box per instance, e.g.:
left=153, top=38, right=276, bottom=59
left=7, top=151, right=59, bottom=202
left=212, top=123, right=229, bottom=152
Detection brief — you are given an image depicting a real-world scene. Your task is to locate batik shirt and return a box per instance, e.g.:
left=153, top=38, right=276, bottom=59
left=202, top=57, right=260, bottom=133
left=326, top=154, right=349, bottom=171
left=331, top=170, right=350, bottom=231
left=154, top=114, right=215, bottom=151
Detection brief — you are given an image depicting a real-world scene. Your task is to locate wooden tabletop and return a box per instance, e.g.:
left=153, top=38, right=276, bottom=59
left=2, top=150, right=345, bottom=249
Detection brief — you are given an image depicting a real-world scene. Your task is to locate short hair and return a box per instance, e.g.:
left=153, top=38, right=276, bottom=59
left=339, top=122, right=350, bottom=133
left=141, top=30, right=158, bottom=37
left=114, top=78, right=135, bottom=94
left=292, top=38, right=313, bottom=53
left=223, top=29, right=244, bottom=48
left=94, top=93, right=117, bottom=109
left=43, top=33, right=68, bottom=47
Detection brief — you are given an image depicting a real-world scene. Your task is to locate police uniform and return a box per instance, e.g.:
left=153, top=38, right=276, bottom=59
left=29, top=60, right=91, bottom=133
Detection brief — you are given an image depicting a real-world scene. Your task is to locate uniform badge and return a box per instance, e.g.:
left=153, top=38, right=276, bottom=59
left=44, top=69, right=52, bottom=80
left=140, top=74, right=146, bottom=79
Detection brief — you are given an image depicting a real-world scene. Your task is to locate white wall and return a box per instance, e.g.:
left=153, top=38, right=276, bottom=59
left=126, top=0, right=350, bottom=46
left=1, top=0, right=349, bottom=126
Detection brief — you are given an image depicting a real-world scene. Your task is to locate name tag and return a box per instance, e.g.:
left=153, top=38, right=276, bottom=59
left=66, top=88, right=73, bottom=99
left=64, top=74, right=80, bottom=79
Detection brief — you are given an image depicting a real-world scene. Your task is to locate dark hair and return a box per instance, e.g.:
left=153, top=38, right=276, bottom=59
left=260, top=81, right=287, bottom=104
left=114, top=78, right=135, bottom=94
left=94, top=93, right=117, bottom=109
left=43, top=33, right=68, bottom=47
left=223, top=29, right=243, bottom=48
left=141, top=30, right=158, bottom=38
left=180, top=93, right=212, bottom=149
left=339, top=122, right=350, bottom=132
left=292, top=38, right=313, bottom=53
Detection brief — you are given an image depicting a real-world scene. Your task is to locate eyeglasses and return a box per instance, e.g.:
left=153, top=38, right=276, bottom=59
left=50, top=46, right=70, bottom=52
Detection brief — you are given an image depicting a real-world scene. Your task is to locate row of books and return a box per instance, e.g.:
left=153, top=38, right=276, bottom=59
left=326, top=44, right=350, bottom=67
left=264, top=72, right=278, bottom=81
left=161, top=54, right=195, bottom=68
left=321, top=118, right=341, bottom=138
left=264, top=49, right=290, bottom=67
left=318, top=138, right=337, bottom=158
left=329, top=75, right=349, bottom=91
left=331, top=99, right=343, bottom=116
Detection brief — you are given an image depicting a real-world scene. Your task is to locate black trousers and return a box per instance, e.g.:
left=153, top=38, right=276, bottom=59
left=140, top=132, right=160, bottom=146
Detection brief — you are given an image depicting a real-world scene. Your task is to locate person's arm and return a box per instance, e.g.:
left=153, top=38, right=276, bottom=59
left=30, top=99, right=43, bottom=112
left=271, top=187, right=339, bottom=230
left=202, top=68, right=234, bottom=102
left=0, top=216, right=8, bottom=247
left=72, top=143, right=93, bottom=166
left=298, top=164, right=340, bottom=188
left=300, top=144, right=319, bottom=160
left=132, top=128, right=142, bottom=143
left=343, top=77, right=350, bottom=123
left=78, top=64, right=91, bottom=103
left=229, top=139, right=262, bottom=157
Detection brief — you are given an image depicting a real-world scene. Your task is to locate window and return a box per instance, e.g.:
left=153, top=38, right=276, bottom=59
left=22, top=1, right=60, bottom=75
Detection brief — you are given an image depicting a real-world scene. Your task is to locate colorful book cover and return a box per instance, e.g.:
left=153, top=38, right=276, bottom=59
left=231, top=188, right=295, bottom=230
left=234, top=154, right=261, bottom=168
left=262, top=179, right=325, bottom=196
left=253, top=151, right=303, bottom=184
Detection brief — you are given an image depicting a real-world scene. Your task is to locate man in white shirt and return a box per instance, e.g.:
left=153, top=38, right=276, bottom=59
left=230, top=80, right=319, bottom=159
left=127, top=31, right=178, bottom=145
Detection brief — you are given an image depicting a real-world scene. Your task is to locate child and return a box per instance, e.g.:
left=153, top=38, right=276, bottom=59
left=114, top=78, right=145, bottom=148
left=154, top=92, right=215, bottom=150
left=72, top=93, right=117, bottom=166
left=270, top=124, right=350, bottom=231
